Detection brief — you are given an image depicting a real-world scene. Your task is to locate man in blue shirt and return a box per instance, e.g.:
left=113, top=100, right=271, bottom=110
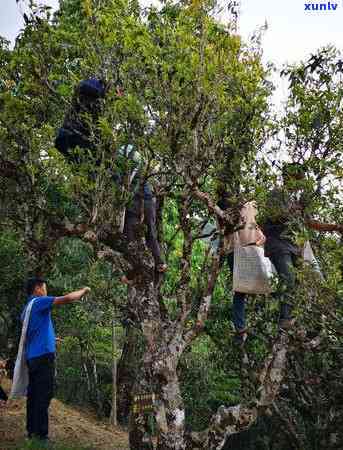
left=23, top=277, right=90, bottom=442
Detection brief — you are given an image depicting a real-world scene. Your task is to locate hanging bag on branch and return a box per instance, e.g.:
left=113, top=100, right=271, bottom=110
left=302, top=240, right=323, bottom=278
left=233, top=245, right=276, bottom=294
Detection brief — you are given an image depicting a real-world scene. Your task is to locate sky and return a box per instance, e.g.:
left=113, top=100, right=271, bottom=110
left=0, top=0, right=342, bottom=104
left=240, top=0, right=342, bottom=65
left=238, top=0, right=343, bottom=104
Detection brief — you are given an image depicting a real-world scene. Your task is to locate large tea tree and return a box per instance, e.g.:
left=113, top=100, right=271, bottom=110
left=0, top=1, right=301, bottom=449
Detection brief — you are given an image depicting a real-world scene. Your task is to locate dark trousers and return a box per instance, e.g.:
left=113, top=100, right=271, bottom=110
left=227, top=252, right=247, bottom=332
left=124, top=195, right=164, bottom=266
left=27, top=354, right=55, bottom=440
left=269, top=251, right=298, bottom=321
left=0, top=385, right=8, bottom=401
left=227, top=250, right=297, bottom=330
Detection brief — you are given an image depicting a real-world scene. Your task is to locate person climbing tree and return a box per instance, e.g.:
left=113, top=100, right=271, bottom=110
left=217, top=198, right=266, bottom=346
left=263, top=162, right=343, bottom=331
left=116, top=145, right=167, bottom=281
left=55, top=78, right=106, bottom=162
left=55, top=79, right=167, bottom=278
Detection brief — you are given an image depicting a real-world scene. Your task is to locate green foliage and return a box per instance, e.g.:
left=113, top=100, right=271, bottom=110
left=281, top=47, right=343, bottom=217
left=0, top=230, right=27, bottom=355
left=0, top=1, right=342, bottom=448
left=180, top=335, right=241, bottom=430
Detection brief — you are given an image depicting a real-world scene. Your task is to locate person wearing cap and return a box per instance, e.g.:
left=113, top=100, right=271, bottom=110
left=55, top=78, right=106, bottom=161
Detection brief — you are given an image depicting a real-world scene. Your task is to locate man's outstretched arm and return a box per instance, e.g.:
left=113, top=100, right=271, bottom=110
left=53, top=287, right=91, bottom=306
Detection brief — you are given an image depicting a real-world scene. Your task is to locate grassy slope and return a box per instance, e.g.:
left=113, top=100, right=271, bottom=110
left=0, top=379, right=129, bottom=450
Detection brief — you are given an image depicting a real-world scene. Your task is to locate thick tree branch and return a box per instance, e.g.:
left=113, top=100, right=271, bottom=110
left=306, top=219, right=342, bottom=233
left=192, top=187, right=241, bottom=234
left=183, top=251, right=221, bottom=346
left=186, top=332, right=290, bottom=450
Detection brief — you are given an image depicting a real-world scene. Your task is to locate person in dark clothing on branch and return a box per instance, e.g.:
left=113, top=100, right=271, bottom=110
left=55, top=79, right=167, bottom=277
left=22, top=278, right=90, bottom=442
left=263, top=162, right=343, bottom=330
left=116, top=145, right=167, bottom=280
left=55, top=78, right=106, bottom=163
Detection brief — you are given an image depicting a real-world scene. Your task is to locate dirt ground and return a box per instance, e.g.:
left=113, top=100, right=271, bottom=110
left=0, top=379, right=129, bottom=450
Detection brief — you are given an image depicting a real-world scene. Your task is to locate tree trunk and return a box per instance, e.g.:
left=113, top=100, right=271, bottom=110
left=129, top=347, right=186, bottom=450
left=129, top=355, right=155, bottom=450
left=92, top=356, right=103, bottom=416
left=117, top=324, right=143, bottom=423
left=128, top=292, right=187, bottom=449
left=127, top=279, right=187, bottom=450
left=154, top=355, right=186, bottom=450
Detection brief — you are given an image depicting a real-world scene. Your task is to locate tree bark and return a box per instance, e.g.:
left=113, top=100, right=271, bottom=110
left=129, top=338, right=187, bottom=450
left=154, top=354, right=186, bottom=450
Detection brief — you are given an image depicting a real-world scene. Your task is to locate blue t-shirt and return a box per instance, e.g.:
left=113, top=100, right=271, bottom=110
left=22, top=295, right=56, bottom=361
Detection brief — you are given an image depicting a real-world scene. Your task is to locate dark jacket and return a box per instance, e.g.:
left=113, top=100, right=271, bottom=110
left=263, top=188, right=304, bottom=257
